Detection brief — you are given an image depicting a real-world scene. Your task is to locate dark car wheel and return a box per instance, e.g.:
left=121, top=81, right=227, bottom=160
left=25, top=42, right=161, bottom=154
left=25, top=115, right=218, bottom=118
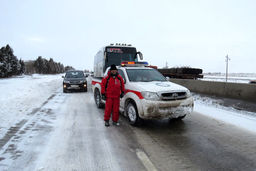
left=63, top=88, right=67, bottom=93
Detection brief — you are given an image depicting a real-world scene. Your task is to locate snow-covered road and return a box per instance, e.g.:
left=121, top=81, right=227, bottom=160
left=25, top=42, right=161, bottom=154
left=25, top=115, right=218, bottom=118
left=0, top=75, right=256, bottom=170
left=0, top=74, right=63, bottom=138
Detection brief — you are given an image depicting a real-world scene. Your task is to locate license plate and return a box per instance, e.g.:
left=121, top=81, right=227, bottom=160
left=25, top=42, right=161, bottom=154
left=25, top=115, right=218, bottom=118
left=71, top=85, right=79, bottom=88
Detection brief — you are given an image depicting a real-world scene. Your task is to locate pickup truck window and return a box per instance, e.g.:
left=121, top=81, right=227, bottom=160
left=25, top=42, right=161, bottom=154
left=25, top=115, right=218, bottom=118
left=126, top=69, right=167, bottom=82
left=118, top=69, right=126, bottom=83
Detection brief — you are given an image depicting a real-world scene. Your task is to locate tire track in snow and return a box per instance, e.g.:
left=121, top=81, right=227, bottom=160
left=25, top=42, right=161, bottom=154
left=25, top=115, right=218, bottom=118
left=0, top=93, right=57, bottom=152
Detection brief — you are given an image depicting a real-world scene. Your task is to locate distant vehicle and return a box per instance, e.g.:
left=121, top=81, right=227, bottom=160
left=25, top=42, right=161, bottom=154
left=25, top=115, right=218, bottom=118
left=158, top=67, right=203, bottom=79
left=63, top=70, right=87, bottom=93
left=84, top=72, right=91, bottom=77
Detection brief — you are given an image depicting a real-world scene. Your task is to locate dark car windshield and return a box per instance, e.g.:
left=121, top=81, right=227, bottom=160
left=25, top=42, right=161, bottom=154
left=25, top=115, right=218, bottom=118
left=126, top=69, right=167, bottom=82
left=65, top=71, right=84, bottom=78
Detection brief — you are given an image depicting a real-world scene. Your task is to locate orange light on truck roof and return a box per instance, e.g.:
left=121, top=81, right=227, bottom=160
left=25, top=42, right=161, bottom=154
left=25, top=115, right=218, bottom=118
left=121, top=61, right=149, bottom=67
left=121, top=61, right=135, bottom=65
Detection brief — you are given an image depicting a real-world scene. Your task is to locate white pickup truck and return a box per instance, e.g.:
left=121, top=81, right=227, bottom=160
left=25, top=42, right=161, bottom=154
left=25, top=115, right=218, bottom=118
left=92, top=62, right=194, bottom=125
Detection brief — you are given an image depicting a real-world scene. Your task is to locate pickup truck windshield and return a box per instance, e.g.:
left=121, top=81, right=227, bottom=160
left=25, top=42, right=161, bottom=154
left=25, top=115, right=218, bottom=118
left=126, top=69, right=167, bottom=82
left=65, top=71, right=84, bottom=78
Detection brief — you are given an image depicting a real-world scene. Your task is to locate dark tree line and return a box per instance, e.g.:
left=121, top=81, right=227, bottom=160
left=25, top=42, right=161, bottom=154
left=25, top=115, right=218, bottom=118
left=25, top=57, right=73, bottom=74
left=0, top=44, right=74, bottom=77
left=0, top=44, right=25, bottom=78
left=33, top=56, right=65, bottom=74
left=64, top=66, right=75, bottom=72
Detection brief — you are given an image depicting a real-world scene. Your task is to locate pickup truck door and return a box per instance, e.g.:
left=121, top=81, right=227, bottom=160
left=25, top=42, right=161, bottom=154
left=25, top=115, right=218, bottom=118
left=118, top=69, right=126, bottom=111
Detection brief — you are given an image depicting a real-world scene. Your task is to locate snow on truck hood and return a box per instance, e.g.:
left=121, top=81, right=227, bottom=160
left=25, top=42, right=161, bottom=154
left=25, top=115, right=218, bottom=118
left=129, top=81, right=188, bottom=93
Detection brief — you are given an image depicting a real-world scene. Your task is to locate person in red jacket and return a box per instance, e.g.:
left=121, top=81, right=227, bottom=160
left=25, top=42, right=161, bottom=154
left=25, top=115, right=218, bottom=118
left=101, top=64, right=125, bottom=127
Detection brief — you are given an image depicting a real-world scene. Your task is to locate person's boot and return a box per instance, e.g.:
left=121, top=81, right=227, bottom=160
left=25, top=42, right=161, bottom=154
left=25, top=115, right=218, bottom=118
left=113, top=121, right=120, bottom=126
left=105, top=120, right=110, bottom=127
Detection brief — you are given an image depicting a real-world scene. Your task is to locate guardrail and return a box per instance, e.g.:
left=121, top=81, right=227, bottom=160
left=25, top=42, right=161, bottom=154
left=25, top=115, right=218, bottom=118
left=170, top=79, right=256, bottom=103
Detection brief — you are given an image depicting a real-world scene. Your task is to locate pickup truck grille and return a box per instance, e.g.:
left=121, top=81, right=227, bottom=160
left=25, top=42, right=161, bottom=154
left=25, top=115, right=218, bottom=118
left=161, top=92, right=187, bottom=100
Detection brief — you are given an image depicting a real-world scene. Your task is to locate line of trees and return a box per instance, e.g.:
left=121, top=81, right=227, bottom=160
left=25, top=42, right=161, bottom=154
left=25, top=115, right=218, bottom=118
left=25, top=57, right=75, bottom=74
left=33, top=56, right=65, bottom=74
left=0, top=44, right=25, bottom=78
left=0, top=44, right=74, bottom=77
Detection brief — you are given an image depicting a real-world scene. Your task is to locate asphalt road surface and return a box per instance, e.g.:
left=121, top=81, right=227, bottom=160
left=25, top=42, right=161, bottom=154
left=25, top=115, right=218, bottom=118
left=0, top=89, right=256, bottom=171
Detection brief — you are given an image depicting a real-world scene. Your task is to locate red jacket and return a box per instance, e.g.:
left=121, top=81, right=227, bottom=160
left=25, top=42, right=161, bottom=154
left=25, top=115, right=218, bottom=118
left=101, top=72, right=125, bottom=98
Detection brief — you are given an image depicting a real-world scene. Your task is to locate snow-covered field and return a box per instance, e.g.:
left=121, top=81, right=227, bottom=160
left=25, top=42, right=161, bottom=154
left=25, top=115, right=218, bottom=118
left=201, top=73, right=256, bottom=83
left=0, top=74, right=63, bottom=138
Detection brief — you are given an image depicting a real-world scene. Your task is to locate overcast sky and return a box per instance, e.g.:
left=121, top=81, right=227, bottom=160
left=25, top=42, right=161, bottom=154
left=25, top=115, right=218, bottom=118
left=1, top=0, right=255, bottom=73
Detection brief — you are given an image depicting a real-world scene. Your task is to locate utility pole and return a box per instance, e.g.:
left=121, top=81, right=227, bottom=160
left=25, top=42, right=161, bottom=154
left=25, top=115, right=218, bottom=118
left=225, top=54, right=230, bottom=82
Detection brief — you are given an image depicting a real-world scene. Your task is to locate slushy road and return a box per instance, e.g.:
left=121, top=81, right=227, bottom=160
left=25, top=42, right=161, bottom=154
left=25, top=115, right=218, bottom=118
left=0, top=89, right=256, bottom=171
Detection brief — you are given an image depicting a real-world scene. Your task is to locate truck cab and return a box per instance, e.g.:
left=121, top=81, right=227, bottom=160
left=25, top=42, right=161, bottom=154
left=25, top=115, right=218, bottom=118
left=93, top=43, right=143, bottom=78
left=92, top=62, right=194, bottom=125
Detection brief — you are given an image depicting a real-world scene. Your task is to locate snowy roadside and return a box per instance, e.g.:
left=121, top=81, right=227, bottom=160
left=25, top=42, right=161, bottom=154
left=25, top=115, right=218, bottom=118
left=193, top=94, right=256, bottom=133
left=0, top=74, right=63, bottom=138
left=200, top=73, right=256, bottom=83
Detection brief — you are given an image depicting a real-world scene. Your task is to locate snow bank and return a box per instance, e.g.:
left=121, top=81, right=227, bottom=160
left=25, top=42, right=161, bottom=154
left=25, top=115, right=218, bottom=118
left=193, top=94, right=256, bottom=133
left=0, top=74, right=63, bottom=137
left=201, top=73, right=256, bottom=83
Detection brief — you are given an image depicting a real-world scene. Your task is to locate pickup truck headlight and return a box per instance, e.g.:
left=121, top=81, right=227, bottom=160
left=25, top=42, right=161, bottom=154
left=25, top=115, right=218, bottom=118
left=141, top=91, right=160, bottom=101
left=63, top=80, right=70, bottom=84
left=186, top=90, right=191, bottom=98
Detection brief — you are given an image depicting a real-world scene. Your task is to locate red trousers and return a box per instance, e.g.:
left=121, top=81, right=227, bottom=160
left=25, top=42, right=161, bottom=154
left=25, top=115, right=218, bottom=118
left=104, top=97, right=120, bottom=122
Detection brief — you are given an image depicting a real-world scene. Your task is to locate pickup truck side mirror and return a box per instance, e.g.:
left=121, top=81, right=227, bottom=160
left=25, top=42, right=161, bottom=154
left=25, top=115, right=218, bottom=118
left=137, top=51, right=143, bottom=60
left=62, top=76, right=64, bottom=78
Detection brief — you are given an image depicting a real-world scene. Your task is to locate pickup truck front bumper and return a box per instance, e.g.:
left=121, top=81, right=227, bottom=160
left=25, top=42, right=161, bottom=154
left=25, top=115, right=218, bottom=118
left=139, top=96, right=194, bottom=119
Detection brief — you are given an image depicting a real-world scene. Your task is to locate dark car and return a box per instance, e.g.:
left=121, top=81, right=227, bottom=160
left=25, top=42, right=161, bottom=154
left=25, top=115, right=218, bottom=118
left=63, top=70, right=87, bottom=93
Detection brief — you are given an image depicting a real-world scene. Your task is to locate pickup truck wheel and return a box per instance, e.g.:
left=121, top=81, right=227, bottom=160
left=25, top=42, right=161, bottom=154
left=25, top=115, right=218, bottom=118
left=94, top=89, right=104, bottom=108
left=126, top=102, right=141, bottom=126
